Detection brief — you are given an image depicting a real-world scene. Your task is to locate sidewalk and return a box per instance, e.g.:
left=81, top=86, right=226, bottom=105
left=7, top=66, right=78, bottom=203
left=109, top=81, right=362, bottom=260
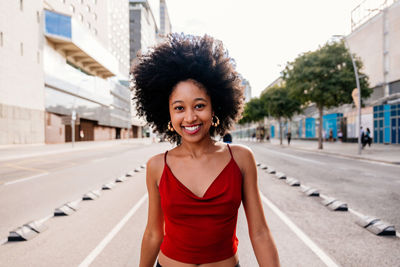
left=245, top=138, right=400, bottom=165
left=0, top=138, right=153, bottom=162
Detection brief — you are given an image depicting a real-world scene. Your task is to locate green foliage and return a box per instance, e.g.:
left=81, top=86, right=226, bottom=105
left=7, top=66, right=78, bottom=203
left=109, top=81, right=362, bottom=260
left=282, top=41, right=371, bottom=109
left=261, top=85, right=301, bottom=120
left=238, top=97, right=266, bottom=124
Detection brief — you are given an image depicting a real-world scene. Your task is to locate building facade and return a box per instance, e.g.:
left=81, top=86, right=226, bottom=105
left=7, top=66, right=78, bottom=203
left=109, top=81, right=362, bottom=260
left=129, top=0, right=171, bottom=138
left=0, top=0, right=173, bottom=145
left=43, top=0, right=132, bottom=144
left=0, top=0, right=45, bottom=144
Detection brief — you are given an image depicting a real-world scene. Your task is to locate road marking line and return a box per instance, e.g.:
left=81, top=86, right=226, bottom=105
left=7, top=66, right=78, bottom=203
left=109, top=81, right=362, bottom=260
left=261, top=147, right=325, bottom=165
left=91, top=158, right=107, bottom=163
left=78, top=194, right=148, bottom=267
left=4, top=172, right=50, bottom=186
left=4, top=163, right=47, bottom=173
left=260, top=192, right=339, bottom=267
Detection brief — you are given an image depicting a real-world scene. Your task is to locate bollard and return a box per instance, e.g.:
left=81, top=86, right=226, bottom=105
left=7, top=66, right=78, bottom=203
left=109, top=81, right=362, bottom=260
left=356, top=216, right=396, bottom=236
left=286, top=177, right=300, bottom=186
left=102, top=182, right=116, bottom=190
left=8, top=226, right=37, bottom=241
left=275, top=172, right=286, bottom=179
left=115, top=176, right=127, bottom=183
left=24, top=220, right=48, bottom=233
left=83, top=190, right=101, bottom=200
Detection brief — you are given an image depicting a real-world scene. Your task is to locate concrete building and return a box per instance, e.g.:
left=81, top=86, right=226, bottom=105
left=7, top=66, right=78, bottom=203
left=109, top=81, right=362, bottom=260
left=0, top=0, right=141, bottom=145
left=129, top=0, right=171, bottom=138
left=43, top=0, right=132, bottom=144
left=0, top=0, right=45, bottom=144
left=347, top=0, right=400, bottom=144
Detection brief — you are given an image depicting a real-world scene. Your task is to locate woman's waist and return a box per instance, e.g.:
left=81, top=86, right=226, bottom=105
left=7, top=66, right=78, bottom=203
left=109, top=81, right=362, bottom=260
left=158, top=250, right=239, bottom=267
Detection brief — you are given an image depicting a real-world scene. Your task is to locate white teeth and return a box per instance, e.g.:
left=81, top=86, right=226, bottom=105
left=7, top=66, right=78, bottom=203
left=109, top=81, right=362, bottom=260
left=184, top=125, right=200, bottom=131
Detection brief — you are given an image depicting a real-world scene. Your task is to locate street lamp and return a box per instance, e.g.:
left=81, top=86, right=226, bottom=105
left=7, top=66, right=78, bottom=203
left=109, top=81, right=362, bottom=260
left=332, top=35, right=362, bottom=155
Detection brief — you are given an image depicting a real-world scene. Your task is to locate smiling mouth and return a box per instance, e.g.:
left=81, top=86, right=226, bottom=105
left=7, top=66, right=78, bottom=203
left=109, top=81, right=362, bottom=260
left=182, top=124, right=202, bottom=134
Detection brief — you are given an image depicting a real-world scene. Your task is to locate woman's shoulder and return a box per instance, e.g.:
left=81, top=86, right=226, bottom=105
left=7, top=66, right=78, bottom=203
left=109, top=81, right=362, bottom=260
left=147, top=152, right=166, bottom=180
left=228, top=143, right=253, bottom=157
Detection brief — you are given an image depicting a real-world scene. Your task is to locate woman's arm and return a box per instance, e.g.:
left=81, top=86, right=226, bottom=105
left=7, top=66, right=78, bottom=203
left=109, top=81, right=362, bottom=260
left=139, top=154, right=165, bottom=267
left=233, top=145, right=280, bottom=267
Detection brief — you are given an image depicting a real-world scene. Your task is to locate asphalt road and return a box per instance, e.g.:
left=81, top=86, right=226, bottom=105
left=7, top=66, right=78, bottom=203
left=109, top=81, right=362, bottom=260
left=0, top=141, right=398, bottom=266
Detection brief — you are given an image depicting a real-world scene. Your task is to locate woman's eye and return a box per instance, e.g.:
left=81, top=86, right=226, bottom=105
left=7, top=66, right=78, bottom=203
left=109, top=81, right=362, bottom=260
left=174, top=106, right=184, bottom=111
left=195, top=104, right=205, bottom=109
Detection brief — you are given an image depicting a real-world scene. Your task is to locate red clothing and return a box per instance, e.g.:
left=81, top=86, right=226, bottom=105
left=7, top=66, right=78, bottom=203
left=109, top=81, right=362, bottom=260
left=159, top=145, right=243, bottom=264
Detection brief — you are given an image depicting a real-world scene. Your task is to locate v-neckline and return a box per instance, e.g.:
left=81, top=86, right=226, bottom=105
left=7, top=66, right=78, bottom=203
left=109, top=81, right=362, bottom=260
left=165, top=157, right=233, bottom=199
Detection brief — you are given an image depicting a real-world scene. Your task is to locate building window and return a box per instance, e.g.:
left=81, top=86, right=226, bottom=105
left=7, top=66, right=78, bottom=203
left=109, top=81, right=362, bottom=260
left=93, top=13, right=97, bottom=20
left=87, top=22, right=91, bottom=29
left=93, top=28, right=98, bottom=35
left=78, top=13, right=83, bottom=21
left=80, top=0, right=84, bottom=4
left=37, top=11, right=40, bottom=23
left=37, top=51, right=40, bottom=64
left=20, top=0, right=23, bottom=11
left=0, top=32, right=3, bottom=47
left=86, top=5, right=91, bottom=12
left=20, top=42, right=23, bottom=56
left=70, top=4, right=75, bottom=13
left=93, top=0, right=97, bottom=4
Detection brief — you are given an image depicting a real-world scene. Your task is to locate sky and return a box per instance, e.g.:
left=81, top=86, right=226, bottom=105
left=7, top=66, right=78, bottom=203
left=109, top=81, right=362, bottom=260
left=166, top=0, right=361, bottom=98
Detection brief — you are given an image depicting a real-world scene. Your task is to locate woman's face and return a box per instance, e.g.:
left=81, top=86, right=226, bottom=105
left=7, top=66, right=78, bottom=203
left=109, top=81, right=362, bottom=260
left=169, top=79, right=213, bottom=143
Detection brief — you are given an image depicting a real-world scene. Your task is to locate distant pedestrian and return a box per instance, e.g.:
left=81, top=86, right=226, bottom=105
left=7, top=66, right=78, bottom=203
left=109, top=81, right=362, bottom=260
left=337, top=130, right=343, bottom=142
left=329, top=129, right=333, bottom=142
left=363, top=128, right=372, bottom=148
left=287, top=131, right=291, bottom=145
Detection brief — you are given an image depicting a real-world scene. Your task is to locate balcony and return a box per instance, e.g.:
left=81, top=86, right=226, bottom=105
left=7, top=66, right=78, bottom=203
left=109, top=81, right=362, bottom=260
left=44, top=10, right=118, bottom=79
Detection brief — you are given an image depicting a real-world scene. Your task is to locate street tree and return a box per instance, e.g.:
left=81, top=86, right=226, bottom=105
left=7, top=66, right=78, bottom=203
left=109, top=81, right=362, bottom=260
left=282, top=40, right=371, bottom=149
left=239, top=97, right=266, bottom=124
left=261, top=85, right=301, bottom=145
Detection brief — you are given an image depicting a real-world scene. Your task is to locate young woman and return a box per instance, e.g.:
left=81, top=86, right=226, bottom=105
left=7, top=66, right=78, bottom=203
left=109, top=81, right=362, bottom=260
left=132, top=33, right=280, bottom=267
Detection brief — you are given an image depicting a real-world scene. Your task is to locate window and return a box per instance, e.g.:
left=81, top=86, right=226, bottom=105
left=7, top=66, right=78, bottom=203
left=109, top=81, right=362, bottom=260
left=37, top=51, right=40, bottom=64
left=78, top=13, right=83, bottom=21
left=86, top=5, right=91, bottom=12
left=93, top=28, right=97, bottom=35
left=93, top=13, right=97, bottom=20
left=20, top=0, right=23, bottom=11
left=70, top=4, right=75, bottom=13
left=80, top=0, right=84, bottom=4
left=20, top=42, right=23, bottom=56
left=0, top=32, right=3, bottom=47
left=87, top=22, right=91, bottom=29
left=37, top=11, right=40, bottom=23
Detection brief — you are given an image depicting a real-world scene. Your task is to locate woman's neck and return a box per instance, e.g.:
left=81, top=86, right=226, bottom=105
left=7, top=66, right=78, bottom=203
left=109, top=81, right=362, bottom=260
left=178, top=136, right=216, bottom=159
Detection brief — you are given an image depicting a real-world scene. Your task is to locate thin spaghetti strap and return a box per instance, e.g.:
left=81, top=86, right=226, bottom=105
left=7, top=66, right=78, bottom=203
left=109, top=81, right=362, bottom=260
left=164, top=150, right=168, bottom=163
left=227, top=144, right=233, bottom=157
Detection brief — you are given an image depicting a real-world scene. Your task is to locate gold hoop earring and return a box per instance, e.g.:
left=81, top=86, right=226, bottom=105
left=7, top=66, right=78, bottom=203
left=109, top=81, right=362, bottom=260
left=211, top=116, right=220, bottom=127
left=167, top=121, right=175, bottom=132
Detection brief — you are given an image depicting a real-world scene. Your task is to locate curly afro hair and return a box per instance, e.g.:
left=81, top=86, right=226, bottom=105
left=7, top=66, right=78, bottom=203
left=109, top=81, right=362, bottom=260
left=131, top=33, right=244, bottom=144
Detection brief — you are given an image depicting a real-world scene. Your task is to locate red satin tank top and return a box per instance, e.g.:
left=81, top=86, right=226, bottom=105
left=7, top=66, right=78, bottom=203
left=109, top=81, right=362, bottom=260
left=158, top=144, right=243, bottom=264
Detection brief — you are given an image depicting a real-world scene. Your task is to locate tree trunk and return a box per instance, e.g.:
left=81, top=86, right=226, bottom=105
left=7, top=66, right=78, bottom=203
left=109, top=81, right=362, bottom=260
left=279, top=118, right=283, bottom=145
left=318, top=106, right=323, bottom=149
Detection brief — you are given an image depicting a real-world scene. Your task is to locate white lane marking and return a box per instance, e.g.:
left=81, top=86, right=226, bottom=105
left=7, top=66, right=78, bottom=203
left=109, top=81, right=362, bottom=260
left=260, top=192, right=339, bottom=267
left=262, top=147, right=325, bottom=165
left=78, top=194, right=148, bottom=267
left=91, top=158, right=107, bottom=163
left=4, top=172, right=49, bottom=186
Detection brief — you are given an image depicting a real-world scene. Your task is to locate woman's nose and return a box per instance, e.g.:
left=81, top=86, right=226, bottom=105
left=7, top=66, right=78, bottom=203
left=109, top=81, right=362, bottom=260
left=184, top=109, right=197, bottom=123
